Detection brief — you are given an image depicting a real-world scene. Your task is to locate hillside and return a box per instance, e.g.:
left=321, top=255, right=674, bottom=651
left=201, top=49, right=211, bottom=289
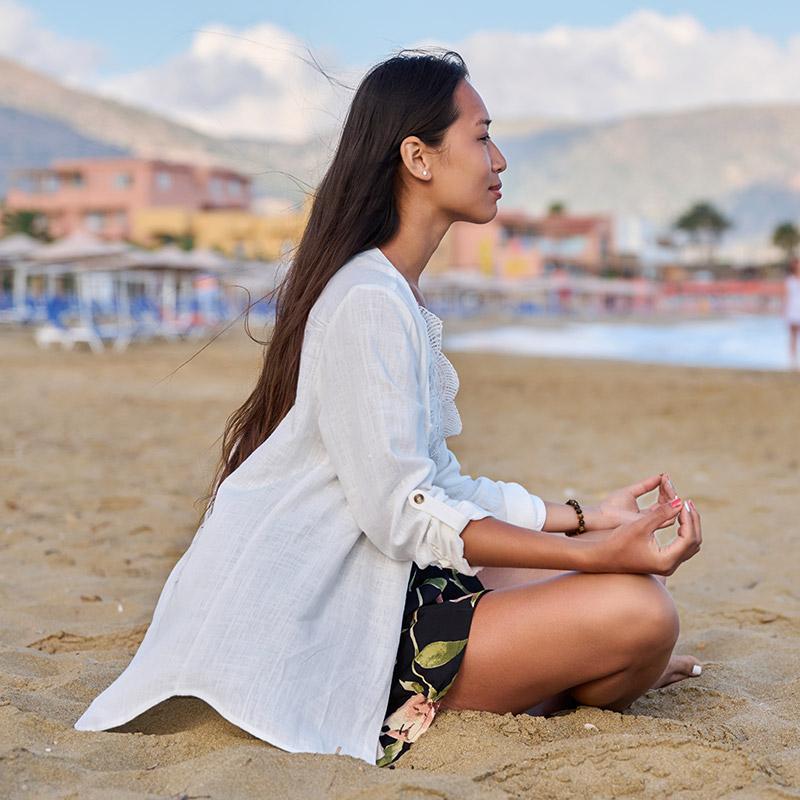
left=498, top=104, right=800, bottom=236
left=0, top=106, right=127, bottom=197
left=1, top=55, right=799, bottom=247
left=0, top=56, right=328, bottom=201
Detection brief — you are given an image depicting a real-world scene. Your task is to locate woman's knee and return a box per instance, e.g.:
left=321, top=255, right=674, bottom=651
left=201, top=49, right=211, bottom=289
left=597, top=573, right=679, bottom=654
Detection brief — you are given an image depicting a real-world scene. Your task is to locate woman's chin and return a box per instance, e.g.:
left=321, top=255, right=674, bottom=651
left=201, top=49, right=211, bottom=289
left=461, top=204, right=500, bottom=225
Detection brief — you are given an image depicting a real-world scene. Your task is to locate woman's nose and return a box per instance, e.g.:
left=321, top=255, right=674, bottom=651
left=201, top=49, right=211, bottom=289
left=492, top=142, right=507, bottom=173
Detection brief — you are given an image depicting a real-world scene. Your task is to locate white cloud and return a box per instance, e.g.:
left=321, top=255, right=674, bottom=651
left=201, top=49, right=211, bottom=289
left=3, top=4, right=800, bottom=141
left=448, top=10, right=800, bottom=122
left=94, top=23, right=354, bottom=143
left=0, top=0, right=105, bottom=83
left=95, top=9, right=800, bottom=141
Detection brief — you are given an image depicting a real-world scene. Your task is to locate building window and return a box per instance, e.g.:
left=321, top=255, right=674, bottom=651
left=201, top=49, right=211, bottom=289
left=155, top=171, right=173, bottom=191
left=114, top=172, right=133, bottom=189
left=42, top=175, right=60, bottom=193
left=85, top=212, right=105, bottom=232
left=226, top=178, right=242, bottom=197
left=209, top=176, right=224, bottom=200
left=12, top=175, right=35, bottom=192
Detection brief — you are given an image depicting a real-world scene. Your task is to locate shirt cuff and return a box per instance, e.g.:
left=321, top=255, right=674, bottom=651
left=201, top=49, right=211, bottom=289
left=406, top=487, right=490, bottom=576
left=497, top=480, right=547, bottom=531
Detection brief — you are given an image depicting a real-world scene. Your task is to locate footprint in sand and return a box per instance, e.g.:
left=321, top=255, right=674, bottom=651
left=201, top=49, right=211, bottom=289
left=27, top=625, right=149, bottom=655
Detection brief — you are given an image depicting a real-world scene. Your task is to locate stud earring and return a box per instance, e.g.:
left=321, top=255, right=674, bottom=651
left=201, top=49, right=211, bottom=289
left=422, top=170, right=428, bottom=176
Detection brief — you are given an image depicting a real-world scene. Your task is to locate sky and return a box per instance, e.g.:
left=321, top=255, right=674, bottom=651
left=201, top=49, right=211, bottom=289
left=1, top=1, right=799, bottom=142
left=12, top=1, right=800, bottom=73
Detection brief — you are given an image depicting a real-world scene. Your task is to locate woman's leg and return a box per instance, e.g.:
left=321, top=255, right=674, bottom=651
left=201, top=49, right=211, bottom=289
left=438, top=571, right=680, bottom=715
left=474, top=527, right=699, bottom=706
left=790, top=323, right=800, bottom=368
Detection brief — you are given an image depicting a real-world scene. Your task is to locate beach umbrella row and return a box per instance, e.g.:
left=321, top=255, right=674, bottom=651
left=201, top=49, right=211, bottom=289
left=0, top=231, right=285, bottom=351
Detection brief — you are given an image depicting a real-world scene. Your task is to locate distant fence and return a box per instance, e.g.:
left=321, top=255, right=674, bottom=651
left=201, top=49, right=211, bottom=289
left=420, top=275, right=785, bottom=318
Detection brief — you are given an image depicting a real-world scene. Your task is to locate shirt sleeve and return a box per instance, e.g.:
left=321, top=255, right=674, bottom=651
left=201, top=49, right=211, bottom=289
left=430, top=438, right=547, bottom=531
left=316, top=283, right=491, bottom=576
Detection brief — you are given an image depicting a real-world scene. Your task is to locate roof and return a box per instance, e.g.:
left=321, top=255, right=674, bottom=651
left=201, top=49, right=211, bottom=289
left=496, top=210, right=611, bottom=238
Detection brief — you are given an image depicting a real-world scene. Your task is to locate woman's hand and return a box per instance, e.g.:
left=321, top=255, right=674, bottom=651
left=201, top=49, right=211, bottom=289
left=592, top=497, right=703, bottom=575
left=585, top=473, right=679, bottom=531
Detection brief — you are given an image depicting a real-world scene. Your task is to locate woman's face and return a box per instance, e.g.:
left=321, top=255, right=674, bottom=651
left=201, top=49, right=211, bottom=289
left=413, top=79, right=508, bottom=225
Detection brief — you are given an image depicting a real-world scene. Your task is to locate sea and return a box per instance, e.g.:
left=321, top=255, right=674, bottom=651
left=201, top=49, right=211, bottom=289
left=443, top=314, right=794, bottom=372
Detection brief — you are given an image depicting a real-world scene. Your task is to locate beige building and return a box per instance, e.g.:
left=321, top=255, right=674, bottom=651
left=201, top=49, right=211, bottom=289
left=429, top=209, right=615, bottom=277
left=131, top=198, right=311, bottom=261
left=6, top=157, right=252, bottom=242
left=4, top=156, right=314, bottom=260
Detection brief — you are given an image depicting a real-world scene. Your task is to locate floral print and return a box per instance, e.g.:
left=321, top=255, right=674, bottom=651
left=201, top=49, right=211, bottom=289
left=376, top=563, right=492, bottom=768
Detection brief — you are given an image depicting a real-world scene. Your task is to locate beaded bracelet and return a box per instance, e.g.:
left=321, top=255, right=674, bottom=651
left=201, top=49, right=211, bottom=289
left=565, top=498, right=586, bottom=537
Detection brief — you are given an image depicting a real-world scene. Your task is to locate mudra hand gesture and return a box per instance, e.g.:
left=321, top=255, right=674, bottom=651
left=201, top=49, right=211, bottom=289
left=578, top=472, right=702, bottom=576
left=589, top=472, right=681, bottom=531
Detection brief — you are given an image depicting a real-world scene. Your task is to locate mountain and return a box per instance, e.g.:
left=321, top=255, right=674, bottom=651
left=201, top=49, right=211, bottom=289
left=495, top=105, right=800, bottom=246
left=0, top=106, right=128, bottom=197
left=0, top=55, right=329, bottom=203
left=1, top=55, right=798, bottom=252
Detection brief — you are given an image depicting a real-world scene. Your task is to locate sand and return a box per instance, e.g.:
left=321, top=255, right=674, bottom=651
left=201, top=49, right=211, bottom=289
left=1, top=324, right=798, bottom=799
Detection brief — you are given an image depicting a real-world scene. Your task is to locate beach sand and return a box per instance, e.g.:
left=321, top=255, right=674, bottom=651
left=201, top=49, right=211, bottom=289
left=1, top=325, right=798, bottom=799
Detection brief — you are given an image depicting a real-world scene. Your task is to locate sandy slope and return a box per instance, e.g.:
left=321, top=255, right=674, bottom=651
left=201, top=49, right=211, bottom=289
left=1, top=326, right=798, bottom=799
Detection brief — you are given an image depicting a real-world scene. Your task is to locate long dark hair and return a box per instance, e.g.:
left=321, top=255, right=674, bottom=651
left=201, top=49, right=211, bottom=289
left=201, top=48, right=469, bottom=520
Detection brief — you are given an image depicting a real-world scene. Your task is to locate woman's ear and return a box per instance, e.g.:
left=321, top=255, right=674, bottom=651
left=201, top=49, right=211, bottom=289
left=398, top=136, right=430, bottom=182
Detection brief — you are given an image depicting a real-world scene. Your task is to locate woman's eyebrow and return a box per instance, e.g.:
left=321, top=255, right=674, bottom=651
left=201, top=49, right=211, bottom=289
left=476, top=118, right=492, bottom=127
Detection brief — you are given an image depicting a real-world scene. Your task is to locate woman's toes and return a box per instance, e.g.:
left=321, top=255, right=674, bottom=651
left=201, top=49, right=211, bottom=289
left=653, top=655, right=703, bottom=689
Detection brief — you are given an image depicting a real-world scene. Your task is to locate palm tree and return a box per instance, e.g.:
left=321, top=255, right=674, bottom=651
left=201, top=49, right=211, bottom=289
left=772, top=221, right=800, bottom=263
left=153, top=230, right=195, bottom=250
left=673, top=201, right=732, bottom=265
left=1, top=208, right=51, bottom=241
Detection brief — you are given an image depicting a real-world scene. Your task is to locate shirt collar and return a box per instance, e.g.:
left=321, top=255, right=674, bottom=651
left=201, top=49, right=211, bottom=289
left=361, top=247, right=419, bottom=307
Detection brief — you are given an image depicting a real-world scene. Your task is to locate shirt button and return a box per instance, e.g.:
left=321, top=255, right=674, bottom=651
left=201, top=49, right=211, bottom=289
left=413, top=493, right=425, bottom=504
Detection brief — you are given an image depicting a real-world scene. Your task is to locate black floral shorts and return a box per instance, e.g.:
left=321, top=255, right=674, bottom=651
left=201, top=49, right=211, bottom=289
left=376, top=562, right=493, bottom=767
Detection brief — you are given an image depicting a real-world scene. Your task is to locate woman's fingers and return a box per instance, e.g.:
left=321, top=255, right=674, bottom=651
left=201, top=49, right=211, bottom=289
left=626, top=473, right=665, bottom=498
left=688, top=499, right=702, bottom=547
left=653, top=500, right=698, bottom=574
left=674, top=500, right=701, bottom=558
left=614, top=497, right=701, bottom=576
left=628, top=471, right=678, bottom=506
left=661, top=474, right=680, bottom=507
left=666, top=474, right=679, bottom=499
left=637, top=500, right=681, bottom=536
left=646, top=497, right=679, bottom=528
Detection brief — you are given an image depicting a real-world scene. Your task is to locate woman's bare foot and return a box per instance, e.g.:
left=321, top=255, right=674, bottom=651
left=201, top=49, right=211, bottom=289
left=652, top=654, right=702, bottom=689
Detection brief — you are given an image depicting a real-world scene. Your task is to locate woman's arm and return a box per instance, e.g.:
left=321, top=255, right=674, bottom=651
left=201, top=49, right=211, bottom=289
left=540, top=500, right=586, bottom=533
left=435, top=441, right=678, bottom=536
left=463, top=517, right=597, bottom=572
left=431, top=440, right=546, bottom=531
left=460, top=498, right=701, bottom=576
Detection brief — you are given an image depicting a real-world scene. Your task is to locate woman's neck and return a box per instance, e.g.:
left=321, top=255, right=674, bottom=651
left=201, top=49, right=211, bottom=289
left=376, top=246, right=429, bottom=308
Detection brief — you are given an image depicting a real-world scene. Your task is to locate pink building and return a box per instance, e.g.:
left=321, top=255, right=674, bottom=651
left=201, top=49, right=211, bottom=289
left=430, top=209, right=615, bottom=278
left=5, top=157, right=252, bottom=241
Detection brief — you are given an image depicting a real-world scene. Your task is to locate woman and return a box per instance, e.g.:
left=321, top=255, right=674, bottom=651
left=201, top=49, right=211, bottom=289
left=74, top=50, right=703, bottom=769
left=785, top=256, right=800, bottom=369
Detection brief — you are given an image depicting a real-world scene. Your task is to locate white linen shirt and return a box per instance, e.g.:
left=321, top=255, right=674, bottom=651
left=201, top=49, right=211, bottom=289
left=73, top=246, right=547, bottom=766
